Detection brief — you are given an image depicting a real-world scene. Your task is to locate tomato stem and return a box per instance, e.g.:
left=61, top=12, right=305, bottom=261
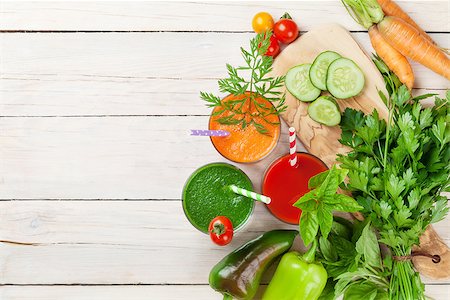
left=281, top=12, right=292, bottom=19
left=212, top=223, right=226, bottom=235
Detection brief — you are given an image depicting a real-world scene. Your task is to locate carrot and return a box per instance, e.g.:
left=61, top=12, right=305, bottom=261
left=368, top=25, right=414, bottom=89
left=378, top=16, right=450, bottom=80
left=376, top=0, right=434, bottom=43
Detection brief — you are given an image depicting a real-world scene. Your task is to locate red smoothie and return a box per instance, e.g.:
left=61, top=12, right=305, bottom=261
left=262, top=152, right=328, bottom=224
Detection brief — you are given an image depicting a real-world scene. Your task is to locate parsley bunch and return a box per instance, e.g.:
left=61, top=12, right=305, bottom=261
left=337, top=57, right=450, bottom=300
left=200, top=31, right=287, bottom=135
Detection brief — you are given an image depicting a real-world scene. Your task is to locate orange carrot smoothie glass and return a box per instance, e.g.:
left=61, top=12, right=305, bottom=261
left=209, top=93, right=280, bottom=163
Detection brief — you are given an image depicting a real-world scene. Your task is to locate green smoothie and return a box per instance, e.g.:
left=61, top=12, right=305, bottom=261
left=182, top=163, right=254, bottom=233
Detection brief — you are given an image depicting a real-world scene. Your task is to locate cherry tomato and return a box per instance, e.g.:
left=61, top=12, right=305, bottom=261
left=252, top=12, right=274, bottom=34
left=265, top=35, right=280, bottom=57
left=274, top=18, right=299, bottom=44
left=208, top=216, right=233, bottom=246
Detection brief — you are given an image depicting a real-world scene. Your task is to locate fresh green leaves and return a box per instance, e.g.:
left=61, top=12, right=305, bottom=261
left=299, top=211, right=319, bottom=247
left=355, top=223, right=382, bottom=269
left=333, top=222, right=389, bottom=299
left=339, top=55, right=449, bottom=300
left=294, top=166, right=362, bottom=246
left=337, top=84, right=450, bottom=251
left=200, top=31, right=287, bottom=135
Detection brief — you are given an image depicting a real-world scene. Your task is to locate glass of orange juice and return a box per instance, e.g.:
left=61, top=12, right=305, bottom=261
left=209, top=92, right=280, bottom=163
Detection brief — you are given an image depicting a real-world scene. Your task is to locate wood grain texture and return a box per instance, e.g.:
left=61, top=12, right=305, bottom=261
left=0, top=285, right=448, bottom=300
left=271, top=24, right=388, bottom=166
left=0, top=201, right=447, bottom=285
left=0, top=1, right=447, bottom=32
left=0, top=117, right=298, bottom=199
left=0, top=0, right=449, bottom=297
left=0, top=33, right=448, bottom=117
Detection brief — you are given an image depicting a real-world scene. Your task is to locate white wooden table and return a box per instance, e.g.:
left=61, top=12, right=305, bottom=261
left=0, top=1, right=448, bottom=299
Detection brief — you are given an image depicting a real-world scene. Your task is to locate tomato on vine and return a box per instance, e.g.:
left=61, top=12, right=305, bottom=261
left=265, top=35, right=280, bottom=57
left=274, top=13, right=299, bottom=44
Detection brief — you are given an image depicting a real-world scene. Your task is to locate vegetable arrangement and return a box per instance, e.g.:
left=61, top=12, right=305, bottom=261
left=342, top=0, right=450, bottom=88
left=202, top=4, right=449, bottom=300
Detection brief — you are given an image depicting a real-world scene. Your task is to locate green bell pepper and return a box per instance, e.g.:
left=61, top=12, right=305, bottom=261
left=209, top=229, right=297, bottom=300
left=263, top=250, right=328, bottom=300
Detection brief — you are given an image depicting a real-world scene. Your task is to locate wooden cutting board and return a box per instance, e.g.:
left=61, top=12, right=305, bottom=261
left=269, top=23, right=449, bottom=279
left=270, top=23, right=388, bottom=167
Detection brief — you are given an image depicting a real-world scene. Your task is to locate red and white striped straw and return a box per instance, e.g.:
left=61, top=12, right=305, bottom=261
left=289, top=127, right=297, bottom=167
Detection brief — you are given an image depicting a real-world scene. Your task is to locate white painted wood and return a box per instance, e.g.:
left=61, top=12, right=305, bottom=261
left=0, top=116, right=297, bottom=199
left=0, top=201, right=447, bottom=285
left=0, top=285, right=448, bottom=300
left=0, top=1, right=447, bottom=32
left=0, top=0, right=448, bottom=296
left=0, top=33, right=448, bottom=116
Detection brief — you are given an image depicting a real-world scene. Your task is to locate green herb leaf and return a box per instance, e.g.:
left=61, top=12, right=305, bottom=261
left=308, top=170, right=330, bottom=189
left=318, top=203, right=334, bottom=238
left=355, top=223, right=382, bottom=268
left=319, top=236, right=338, bottom=262
left=300, top=211, right=319, bottom=246
left=326, top=194, right=363, bottom=212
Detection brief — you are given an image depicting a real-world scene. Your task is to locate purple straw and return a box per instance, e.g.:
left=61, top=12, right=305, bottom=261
left=190, top=129, right=230, bottom=137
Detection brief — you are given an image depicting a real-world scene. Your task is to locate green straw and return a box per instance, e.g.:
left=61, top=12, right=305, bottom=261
left=229, top=185, right=271, bottom=204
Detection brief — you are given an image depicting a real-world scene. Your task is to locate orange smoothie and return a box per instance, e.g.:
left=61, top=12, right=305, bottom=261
left=209, top=93, right=280, bottom=163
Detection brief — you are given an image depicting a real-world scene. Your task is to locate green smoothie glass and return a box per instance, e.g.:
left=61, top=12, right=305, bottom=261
left=182, top=163, right=255, bottom=233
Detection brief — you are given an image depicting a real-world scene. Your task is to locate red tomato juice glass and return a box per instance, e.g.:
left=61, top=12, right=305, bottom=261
left=262, top=152, right=328, bottom=224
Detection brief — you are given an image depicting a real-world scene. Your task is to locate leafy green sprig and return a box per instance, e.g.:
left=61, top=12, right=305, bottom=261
left=294, top=166, right=363, bottom=262
left=200, top=31, right=287, bottom=135
left=337, top=56, right=450, bottom=300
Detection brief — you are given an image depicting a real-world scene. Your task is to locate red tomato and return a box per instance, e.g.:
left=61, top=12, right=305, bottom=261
left=265, top=35, right=280, bottom=57
left=274, top=18, right=299, bottom=44
left=208, top=216, right=233, bottom=246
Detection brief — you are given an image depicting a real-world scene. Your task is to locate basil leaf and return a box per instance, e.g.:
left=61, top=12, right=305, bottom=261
left=300, top=211, right=319, bottom=246
left=319, top=236, right=338, bottom=262
left=318, top=203, right=334, bottom=238
left=355, top=223, right=381, bottom=268
left=344, top=282, right=378, bottom=300
left=308, top=170, right=330, bottom=189
left=328, top=194, right=363, bottom=212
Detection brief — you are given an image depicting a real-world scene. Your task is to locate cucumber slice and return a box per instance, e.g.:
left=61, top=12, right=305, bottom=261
left=309, top=51, right=341, bottom=90
left=286, top=64, right=321, bottom=102
left=307, top=96, right=341, bottom=126
left=326, top=58, right=365, bottom=99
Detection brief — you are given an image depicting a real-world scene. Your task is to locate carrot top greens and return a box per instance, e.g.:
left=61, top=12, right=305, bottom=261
left=200, top=31, right=286, bottom=135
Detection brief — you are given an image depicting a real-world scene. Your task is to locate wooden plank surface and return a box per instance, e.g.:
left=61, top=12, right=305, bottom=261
left=0, top=116, right=295, bottom=199
left=0, top=201, right=447, bottom=285
left=0, top=33, right=448, bottom=117
left=0, top=1, right=449, bottom=299
left=0, top=1, right=447, bottom=32
left=0, top=285, right=448, bottom=300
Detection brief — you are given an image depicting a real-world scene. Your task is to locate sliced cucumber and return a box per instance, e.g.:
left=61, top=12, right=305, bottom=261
left=326, top=58, right=365, bottom=99
left=308, top=96, right=341, bottom=126
left=286, top=64, right=321, bottom=102
left=309, top=51, right=341, bottom=90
